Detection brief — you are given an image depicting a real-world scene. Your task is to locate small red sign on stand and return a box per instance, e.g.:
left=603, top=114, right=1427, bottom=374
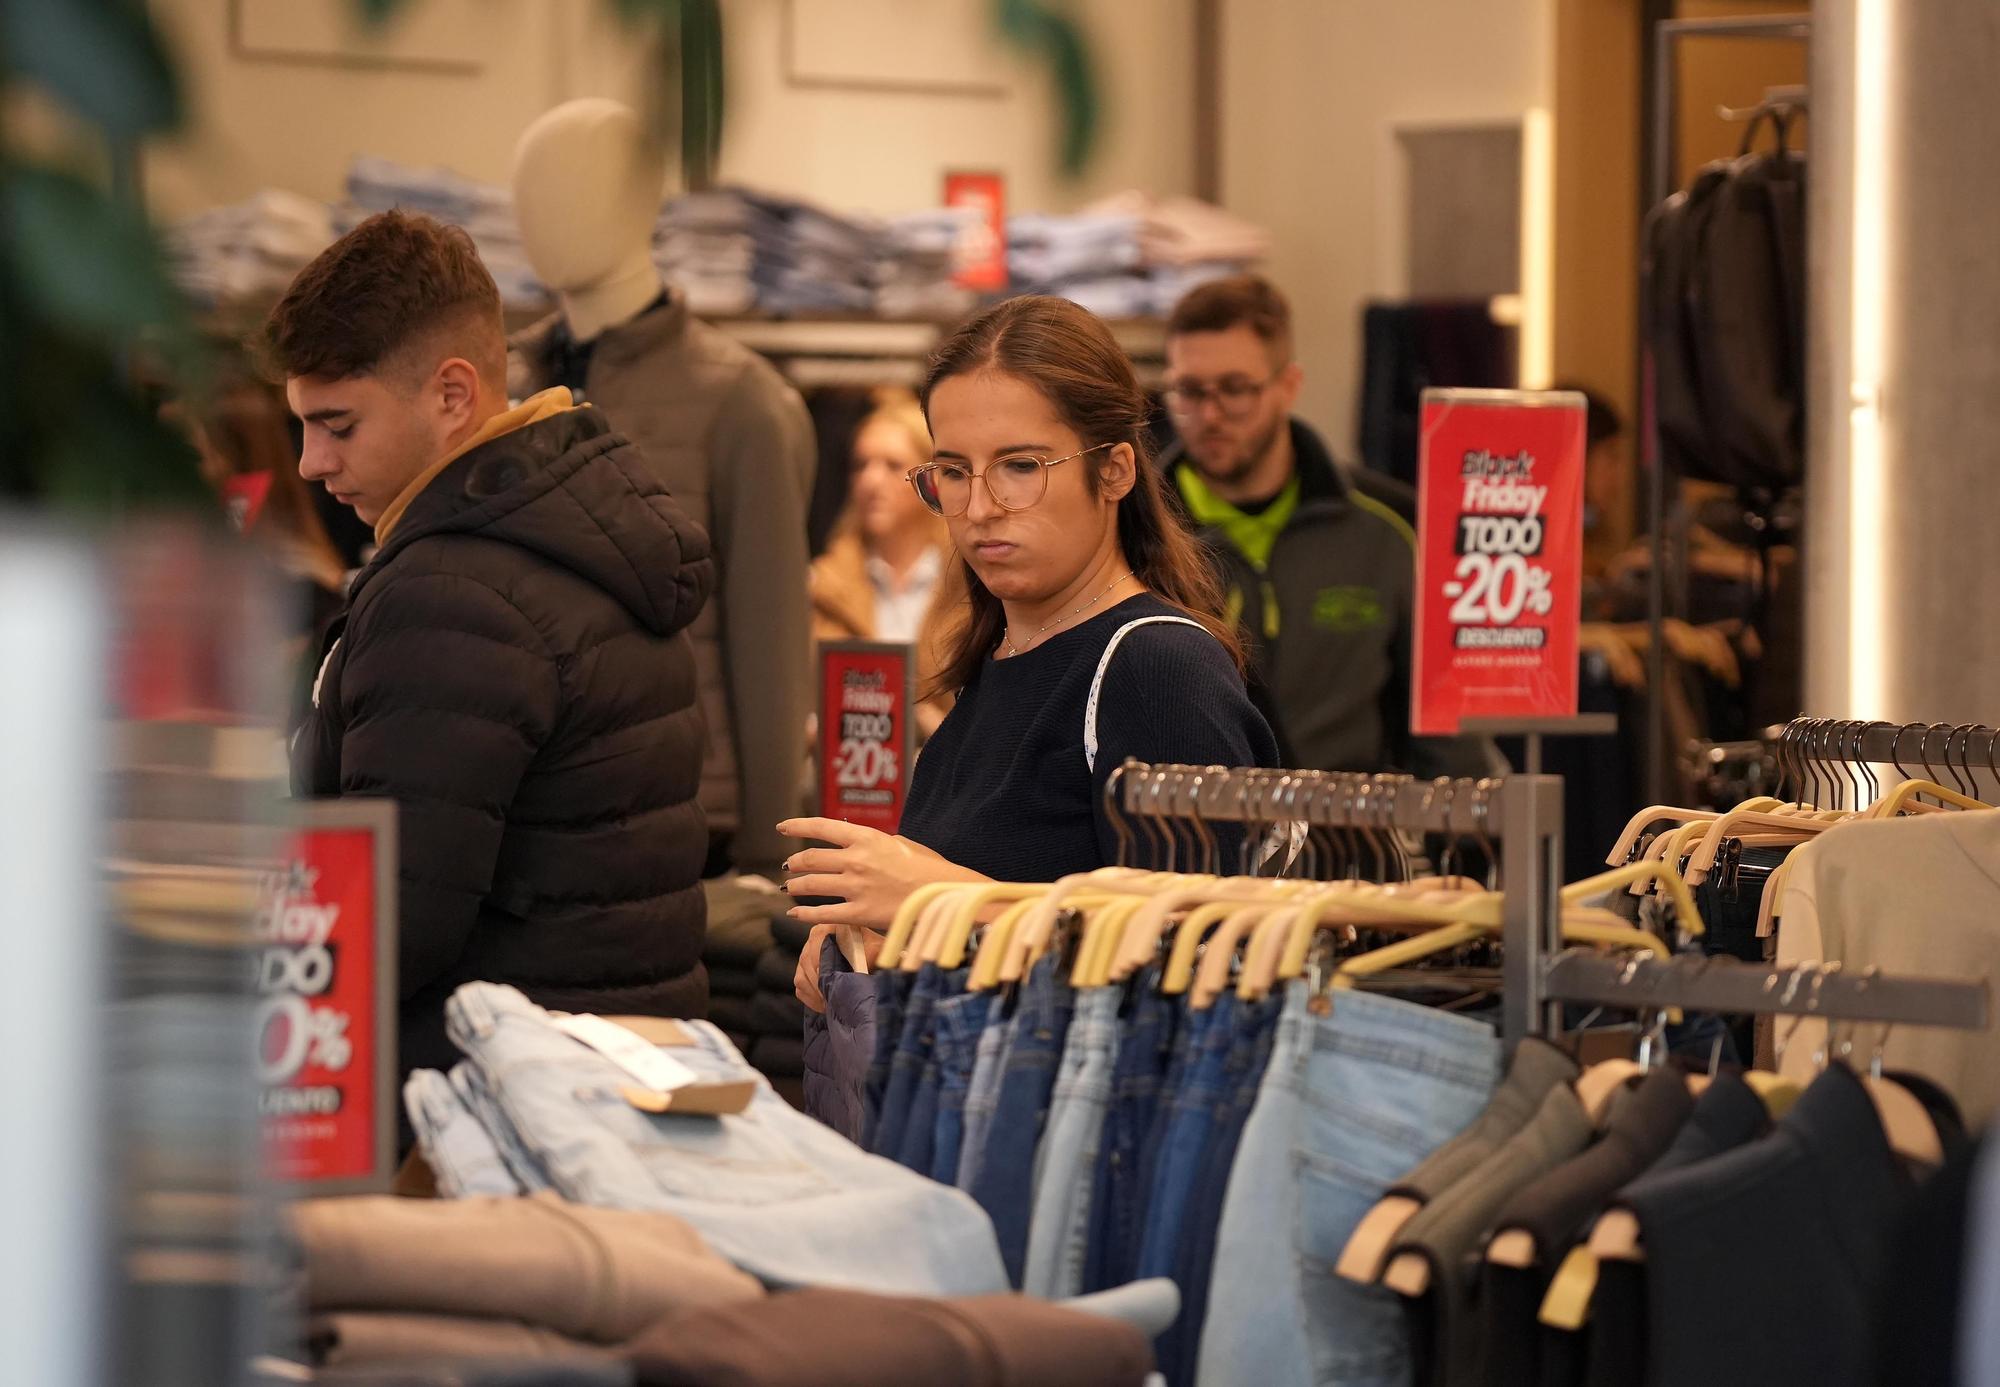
left=818, top=641, right=916, bottom=833
left=1412, top=388, right=1586, bottom=736
left=944, top=170, right=1008, bottom=293
left=258, top=800, right=398, bottom=1192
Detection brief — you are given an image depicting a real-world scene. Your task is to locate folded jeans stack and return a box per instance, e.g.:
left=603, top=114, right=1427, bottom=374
left=407, top=981, right=1007, bottom=1296
left=167, top=189, right=336, bottom=306
left=341, top=155, right=549, bottom=311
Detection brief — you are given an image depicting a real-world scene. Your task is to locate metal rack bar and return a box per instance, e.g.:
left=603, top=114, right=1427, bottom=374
left=1542, top=951, right=1991, bottom=1032
left=1114, top=764, right=1500, bottom=838
left=1775, top=719, right=2000, bottom=772
left=1117, top=762, right=1567, bottom=1049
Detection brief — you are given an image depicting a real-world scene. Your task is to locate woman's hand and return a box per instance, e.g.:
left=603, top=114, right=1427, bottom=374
left=777, top=817, right=988, bottom=928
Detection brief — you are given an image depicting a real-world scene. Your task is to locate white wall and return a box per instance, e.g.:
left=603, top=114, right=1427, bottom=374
left=1221, top=0, right=1553, bottom=452
left=144, top=0, right=1195, bottom=222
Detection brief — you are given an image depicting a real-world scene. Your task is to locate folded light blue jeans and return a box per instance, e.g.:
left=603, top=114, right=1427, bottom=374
left=1195, top=985, right=1499, bottom=1387
left=444, top=982, right=1007, bottom=1296
left=404, top=1067, right=521, bottom=1199
left=1022, top=986, right=1123, bottom=1298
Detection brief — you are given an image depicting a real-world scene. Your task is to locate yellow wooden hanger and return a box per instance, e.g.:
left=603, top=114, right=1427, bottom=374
left=1863, top=777, right=1990, bottom=818
left=965, top=897, right=1048, bottom=991
left=901, top=891, right=968, bottom=973
left=1190, top=903, right=1277, bottom=1010
left=911, top=881, right=1061, bottom=973
left=1111, top=874, right=1265, bottom=983
left=878, top=881, right=971, bottom=970
left=1074, top=895, right=1152, bottom=988
left=996, top=868, right=1163, bottom=983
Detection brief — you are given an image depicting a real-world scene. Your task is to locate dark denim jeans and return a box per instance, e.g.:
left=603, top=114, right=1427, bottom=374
left=871, top=964, right=949, bottom=1159
left=927, top=988, right=991, bottom=1184
left=966, top=954, right=1075, bottom=1288
left=892, top=971, right=972, bottom=1175
left=861, top=969, right=914, bottom=1151
left=1081, top=966, right=1177, bottom=1294
left=1169, top=994, right=1283, bottom=1386
left=1135, top=994, right=1240, bottom=1288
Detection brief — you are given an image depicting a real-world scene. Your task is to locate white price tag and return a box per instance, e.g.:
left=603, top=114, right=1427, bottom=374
left=555, top=1014, right=698, bottom=1093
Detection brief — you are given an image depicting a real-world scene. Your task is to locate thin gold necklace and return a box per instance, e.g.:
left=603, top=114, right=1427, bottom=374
left=1004, top=570, right=1134, bottom=657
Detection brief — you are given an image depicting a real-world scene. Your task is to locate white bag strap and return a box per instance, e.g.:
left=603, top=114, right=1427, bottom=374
left=1084, top=616, right=1208, bottom=774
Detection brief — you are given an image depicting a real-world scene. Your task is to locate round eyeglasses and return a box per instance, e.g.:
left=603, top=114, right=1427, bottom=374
left=906, top=441, right=1116, bottom=518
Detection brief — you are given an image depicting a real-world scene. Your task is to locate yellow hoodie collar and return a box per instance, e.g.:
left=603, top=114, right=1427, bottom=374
left=373, top=387, right=578, bottom=545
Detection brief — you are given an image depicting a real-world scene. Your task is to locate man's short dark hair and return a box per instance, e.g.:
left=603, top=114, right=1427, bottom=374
left=1167, top=273, right=1293, bottom=364
left=264, top=209, right=504, bottom=385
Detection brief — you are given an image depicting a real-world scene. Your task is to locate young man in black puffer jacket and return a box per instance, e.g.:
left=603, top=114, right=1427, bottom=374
left=272, top=210, right=717, bottom=1084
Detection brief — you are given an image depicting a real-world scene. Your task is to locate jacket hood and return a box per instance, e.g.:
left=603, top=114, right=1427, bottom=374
left=356, top=406, right=713, bottom=638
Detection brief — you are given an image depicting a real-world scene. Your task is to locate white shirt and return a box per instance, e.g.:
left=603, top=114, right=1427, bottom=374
left=866, top=547, right=942, bottom=644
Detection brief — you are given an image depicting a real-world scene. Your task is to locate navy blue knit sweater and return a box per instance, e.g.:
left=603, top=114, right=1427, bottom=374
left=899, top=593, right=1278, bottom=882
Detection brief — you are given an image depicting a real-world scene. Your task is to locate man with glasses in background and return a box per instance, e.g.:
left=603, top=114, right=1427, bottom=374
left=1161, top=274, right=1478, bottom=776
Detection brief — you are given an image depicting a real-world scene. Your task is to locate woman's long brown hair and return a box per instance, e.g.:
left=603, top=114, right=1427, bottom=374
left=920, top=295, right=1242, bottom=697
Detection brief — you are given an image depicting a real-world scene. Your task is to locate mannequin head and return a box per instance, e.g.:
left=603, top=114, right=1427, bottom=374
left=513, top=99, right=666, bottom=339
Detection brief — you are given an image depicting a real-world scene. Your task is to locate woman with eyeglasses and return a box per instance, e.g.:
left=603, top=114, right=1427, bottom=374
left=779, top=296, right=1278, bottom=931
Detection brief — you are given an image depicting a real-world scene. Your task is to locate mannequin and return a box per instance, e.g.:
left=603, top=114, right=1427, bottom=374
left=512, top=100, right=663, bottom=343
left=510, top=98, right=816, bottom=878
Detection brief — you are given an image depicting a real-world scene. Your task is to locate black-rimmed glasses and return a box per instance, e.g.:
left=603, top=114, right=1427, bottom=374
left=1162, top=376, right=1277, bottom=419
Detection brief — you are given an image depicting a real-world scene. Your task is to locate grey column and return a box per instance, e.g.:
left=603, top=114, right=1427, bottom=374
left=1806, top=0, right=2000, bottom=722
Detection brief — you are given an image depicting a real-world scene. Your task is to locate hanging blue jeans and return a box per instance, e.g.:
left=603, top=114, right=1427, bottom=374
left=1080, top=966, right=1177, bottom=1293
left=966, top=954, right=1075, bottom=1287
left=1196, top=985, right=1500, bottom=1387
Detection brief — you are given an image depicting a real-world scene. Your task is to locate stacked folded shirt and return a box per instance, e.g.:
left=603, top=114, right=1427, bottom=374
left=752, top=914, right=812, bottom=1102
left=873, top=208, right=982, bottom=321
left=700, top=877, right=777, bottom=1055
left=699, top=877, right=805, bottom=1103
left=655, top=188, right=877, bottom=318
left=340, top=156, right=550, bottom=311
left=167, top=189, right=335, bottom=307
left=288, top=1192, right=1157, bottom=1385
left=1007, top=192, right=1270, bottom=318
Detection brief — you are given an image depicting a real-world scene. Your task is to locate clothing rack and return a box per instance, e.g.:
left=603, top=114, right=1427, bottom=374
left=1111, top=762, right=1566, bottom=1048
left=1526, top=709, right=1996, bottom=1037
left=1541, top=951, right=1991, bottom=1033
left=1640, top=13, right=1811, bottom=803
left=1771, top=717, right=2000, bottom=786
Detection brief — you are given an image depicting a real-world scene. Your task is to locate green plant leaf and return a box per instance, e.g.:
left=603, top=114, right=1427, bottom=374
left=0, top=0, right=181, bottom=137
left=995, top=0, right=1100, bottom=176
left=354, top=0, right=414, bottom=25
left=3, top=164, right=188, bottom=343
left=35, top=383, right=209, bottom=511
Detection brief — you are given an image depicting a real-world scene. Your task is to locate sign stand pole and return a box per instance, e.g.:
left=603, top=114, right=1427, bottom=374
left=1462, top=714, right=1620, bottom=775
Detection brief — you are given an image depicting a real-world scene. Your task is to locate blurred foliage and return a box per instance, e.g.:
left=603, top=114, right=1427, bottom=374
left=0, top=0, right=1097, bottom=509
left=996, top=0, right=1100, bottom=177
left=0, top=0, right=207, bottom=507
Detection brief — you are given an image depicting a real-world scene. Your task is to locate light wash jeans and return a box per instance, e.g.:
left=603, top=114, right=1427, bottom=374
left=404, top=1067, right=522, bottom=1199
left=1195, top=984, right=1499, bottom=1387
left=444, top=982, right=1007, bottom=1296
left=1022, top=987, right=1123, bottom=1298
left=451, top=1060, right=552, bottom=1193
left=953, top=996, right=1015, bottom=1191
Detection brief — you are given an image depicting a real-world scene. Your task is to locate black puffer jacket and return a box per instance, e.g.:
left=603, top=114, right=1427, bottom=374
left=294, top=406, right=716, bottom=1081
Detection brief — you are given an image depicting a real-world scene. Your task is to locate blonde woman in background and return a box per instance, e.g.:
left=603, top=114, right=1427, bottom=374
left=809, top=388, right=955, bottom=736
